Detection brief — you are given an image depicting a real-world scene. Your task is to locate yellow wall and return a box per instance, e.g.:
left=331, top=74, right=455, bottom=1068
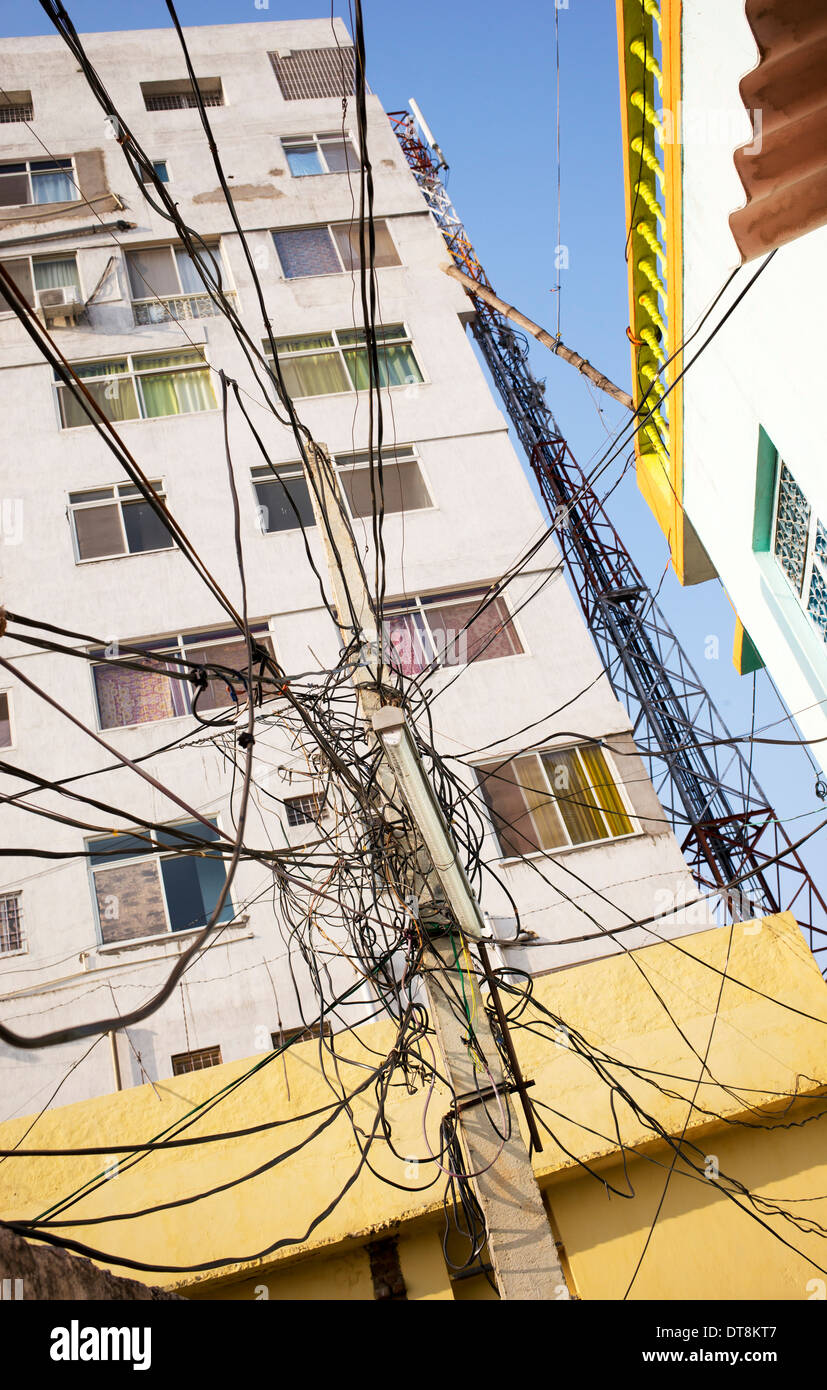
left=1, top=912, right=825, bottom=1301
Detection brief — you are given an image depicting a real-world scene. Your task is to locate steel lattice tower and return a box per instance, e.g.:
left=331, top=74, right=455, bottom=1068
left=389, top=110, right=827, bottom=961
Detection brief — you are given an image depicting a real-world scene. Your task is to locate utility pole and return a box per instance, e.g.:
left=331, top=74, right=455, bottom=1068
left=301, top=443, right=571, bottom=1300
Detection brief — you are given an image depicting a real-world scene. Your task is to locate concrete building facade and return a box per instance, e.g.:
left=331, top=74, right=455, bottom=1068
left=0, top=18, right=706, bottom=1120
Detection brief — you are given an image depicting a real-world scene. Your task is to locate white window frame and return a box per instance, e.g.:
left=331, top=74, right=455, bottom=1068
left=477, top=742, right=639, bottom=862
left=0, top=251, right=82, bottom=318
left=251, top=461, right=315, bottom=535
left=0, top=689, right=15, bottom=751
left=0, top=891, right=25, bottom=957
left=272, top=220, right=400, bottom=280
left=0, top=157, right=80, bottom=208
left=266, top=323, right=426, bottom=401
left=87, top=815, right=232, bottom=948
left=54, top=347, right=217, bottom=430
left=336, top=444, right=435, bottom=519
left=68, top=479, right=173, bottom=564
left=251, top=444, right=434, bottom=535
left=385, top=587, right=527, bottom=673
left=282, top=132, right=358, bottom=176
left=88, top=620, right=277, bottom=732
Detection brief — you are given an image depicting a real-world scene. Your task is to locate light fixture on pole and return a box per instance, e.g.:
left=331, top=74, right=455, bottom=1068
left=372, top=706, right=484, bottom=941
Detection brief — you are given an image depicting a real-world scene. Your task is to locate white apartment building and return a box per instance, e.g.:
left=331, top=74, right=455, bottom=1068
left=0, top=18, right=704, bottom=1118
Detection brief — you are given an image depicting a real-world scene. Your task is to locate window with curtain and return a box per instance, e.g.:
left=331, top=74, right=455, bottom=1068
left=126, top=244, right=224, bottom=322
left=56, top=349, right=216, bottom=428
left=282, top=133, right=358, bottom=176
left=383, top=591, right=522, bottom=676
left=0, top=158, right=79, bottom=207
left=477, top=745, right=635, bottom=859
left=272, top=220, right=399, bottom=279
left=69, top=481, right=174, bottom=562
left=0, top=254, right=80, bottom=311
left=91, top=625, right=276, bottom=730
left=88, top=819, right=234, bottom=945
left=268, top=325, right=422, bottom=399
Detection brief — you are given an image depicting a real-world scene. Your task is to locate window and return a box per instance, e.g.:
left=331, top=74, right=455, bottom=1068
left=478, top=745, right=635, bottom=858
left=140, top=161, right=170, bottom=184
left=56, top=348, right=216, bottom=429
left=89, top=820, right=233, bottom=945
left=90, top=625, right=275, bottom=730
left=270, top=48, right=357, bottom=101
left=273, top=221, right=400, bottom=279
left=337, top=447, right=431, bottom=518
left=252, top=462, right=316, bottom=534
left=267, top=324, right=423, bottom=400
left=285, top=792, right=325, bottom=827
left=384, top=590, right=523, bottom=677
left=252, top=446, right=431, bottom=533
left=69, top=481, right=174, bottom=562
left=172, top=1046, right=222, bottom=1075
left=126, top=244, right=224, bottom=323
left=0, top=692, right=13, bottom=748
left=141, top=79, right=223, bottom=111
left=0, top=92, right=34, bottom=123
left=0, top=253, right=80, bottom=312
left=0, top=894, right=23, bottom=954
left=282, top=133, right=357, bottom=177
left=772, top=461, right=827, bottom=644
left=271, top=1021, right=332, bottom=1048
left=0, top=158, right=78, bottom=207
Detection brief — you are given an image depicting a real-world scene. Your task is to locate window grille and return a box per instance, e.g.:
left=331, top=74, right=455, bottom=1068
left=270, top=47, right=357, bottom=101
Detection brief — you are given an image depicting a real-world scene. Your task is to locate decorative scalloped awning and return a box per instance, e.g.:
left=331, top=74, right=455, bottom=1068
left=730, top=0, right=827, bottom=261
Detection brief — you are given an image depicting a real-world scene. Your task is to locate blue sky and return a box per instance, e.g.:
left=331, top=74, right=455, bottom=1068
left=3, top=0, right=820, bottom=832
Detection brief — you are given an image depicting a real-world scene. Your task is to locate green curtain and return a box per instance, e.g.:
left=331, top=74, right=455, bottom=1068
left=138, top=360, right=215, bottom=417
left=60, top=376, right=139, bottom=428
left=344, top=342, right=422, bottom=390
left=280, top=351, right=350, bottom=399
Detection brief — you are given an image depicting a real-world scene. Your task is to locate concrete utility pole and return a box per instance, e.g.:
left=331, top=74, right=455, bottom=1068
left=301, top=442, right=571, bottom=1301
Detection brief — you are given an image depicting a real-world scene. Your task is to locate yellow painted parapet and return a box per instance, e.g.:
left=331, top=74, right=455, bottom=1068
left=616, top=0, right=713, bottom=586
left=0, top=912, right=825, bottom=1300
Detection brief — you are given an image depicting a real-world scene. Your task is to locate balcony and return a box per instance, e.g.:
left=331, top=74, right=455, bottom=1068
left=132, top=292, right=232, bottom=325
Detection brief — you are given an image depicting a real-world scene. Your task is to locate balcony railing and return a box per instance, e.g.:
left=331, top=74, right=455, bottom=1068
left=132, top=292, right=232, bottom=325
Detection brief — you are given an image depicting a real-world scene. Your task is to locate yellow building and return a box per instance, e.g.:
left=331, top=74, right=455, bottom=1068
left=1, top=911, right=826, bottom=1300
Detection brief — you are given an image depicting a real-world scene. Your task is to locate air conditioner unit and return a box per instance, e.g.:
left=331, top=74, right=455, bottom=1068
left=35, top=286, right=80, bottom=312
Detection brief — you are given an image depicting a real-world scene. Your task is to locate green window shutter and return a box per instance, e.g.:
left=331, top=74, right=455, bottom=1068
left=752, top=425, right=778, bottom=551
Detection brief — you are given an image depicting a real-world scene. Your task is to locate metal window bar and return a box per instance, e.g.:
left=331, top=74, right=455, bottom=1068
left=171, top=1045, right=222, bottom=1075
left=0, top=103, right=34, bottom=123
left=389, top=108, right=827, bottom=966
left=145, top=90, right=223, bottom=112
left=285, top=793, right=324, bottom=827
left=270, top=47, right=358, bottom=101
left=0, top=895, right=23, bottom=953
